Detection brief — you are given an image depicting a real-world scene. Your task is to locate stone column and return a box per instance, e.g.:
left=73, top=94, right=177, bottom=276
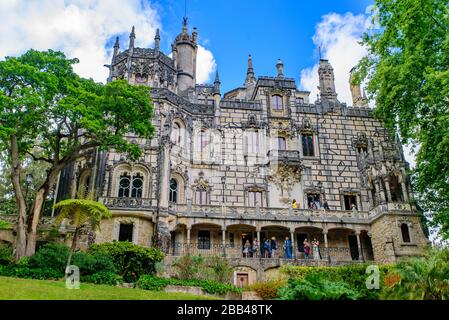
left=290, top=230, right=295, bottom=259
left=222, top=227, right=227, bottom=257
left=401, top=182, right=409, bottom=203
left=323, top=230, right=329, bottom=262
left=186, top=227, right=191, bottom=255
left=384, top=178, right=392, bottom=202
left=375, top=180, right=386, bottom=203
left=367, top=189, right=374, bottom=208
left=355, top=230, right=364, bottom=261
left=256, top=229, right=261, bottom=258
left=159, top=137, right=171, bottom=209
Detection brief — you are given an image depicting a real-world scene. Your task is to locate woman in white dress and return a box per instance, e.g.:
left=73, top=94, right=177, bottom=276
left=312, top=238, right=320, bottom=260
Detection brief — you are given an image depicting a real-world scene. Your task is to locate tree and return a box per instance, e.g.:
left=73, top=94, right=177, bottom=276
left=382, top=248, right=449, bottom=300
left=353, top=0, right=449, bottom=238
left=0, top=49, right=155, bottom=258
left=54, top=189, right=111, bottom=269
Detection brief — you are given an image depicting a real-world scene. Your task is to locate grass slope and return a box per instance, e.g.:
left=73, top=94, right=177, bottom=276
left=0, top=276, right=215, bottom=300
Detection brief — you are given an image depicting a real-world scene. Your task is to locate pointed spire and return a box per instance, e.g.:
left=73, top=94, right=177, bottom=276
left=245, top=54, right=256, bottom=86
left=182, top=16, right=188, bottom=34
left=113, top=36, right=120, bottom=59
left=154, top=28, right=160, bottom=51
left=213, top=69, right=221, bottom=95
left=129, top=26, right=136, bottom=50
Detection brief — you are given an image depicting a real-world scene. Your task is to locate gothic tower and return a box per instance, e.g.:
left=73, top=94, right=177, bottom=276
left=318, top=59, right=338, bottom=102
left=173, top=17, right=198, bottom=94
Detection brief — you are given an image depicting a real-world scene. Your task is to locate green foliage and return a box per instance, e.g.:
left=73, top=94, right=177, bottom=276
left=136, top=275, right=242, bottom=295
left=72, top=252, right=115, bottom=276
left=279, top=264, right=393, bottom=300
left=0, top=265, right=62, bottom=280
left=28, top=243, right=68, bottom=273
left=172, top=255, right=233, bottom=283
left=82, top=271, right=123, bottom=286
left=0, top=220, right=12, bottom=230
left=382, top=248, right=449, bottom=300
left=89, top=241, right=164, bottom=282
left=353, top=0, right=449, bottom=238
left=0, top=243, right=13, bottom=265
left=278, top=272, right=359, bottom=300
left=249, top=279, right=287, bottom=300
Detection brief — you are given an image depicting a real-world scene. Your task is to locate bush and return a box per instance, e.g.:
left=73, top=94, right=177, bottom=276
left=0, top=243, right=13, bottom=265
left=249, top=279, right=287, bottom=300
left=172, top=255, right=205, bottom=280
left=136, top=275, right=242, bottom=295
left=279, top=264, right=393, bottom=300
left=72, top=252, right=115, bottom=276
left=0, top=265, right=62, bottom=280
left=28, top=243, right=68, bottom=273
left=89, top=241, right=164, bottom=282
left=82, top=271, right=123, bottom=286
left=278, top=272, right=359, bottom=300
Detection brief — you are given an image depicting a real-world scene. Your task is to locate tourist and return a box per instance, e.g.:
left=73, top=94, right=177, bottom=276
left=270, top=237, right=277, bottom=258
left=253, top=239, right=259, bottom=258
left=323, top=199, right=330, bottom=210
left=243, top=239, right=251, bottom=258
left=264, top=239, right=271, bottom=258
left=292, top=199, right=298, bottom=209
left=303, top=238, right=310, bottom=259
left=312, top=238, right=321, bottom=260
left=260, top=238, right=266, bottom=257
left=284, top=236, right=293, bottom=259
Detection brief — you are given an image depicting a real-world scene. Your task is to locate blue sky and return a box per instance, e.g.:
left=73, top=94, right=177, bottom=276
left=152, top=0, right=374, bottom=95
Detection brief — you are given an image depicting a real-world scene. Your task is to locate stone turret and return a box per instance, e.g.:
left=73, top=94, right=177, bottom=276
left=276, top=58, right=284, bottom=79
left=244, top=54, right=256, bottom=86
left=349, top=67, right=368, bottom=107
left=128, top=26, right=136, bottom=51
left=318, top=59, right=337, bottom=102
left=154, top=28, right=160, bottom=52
left=173, top=17, right=198, bottom=94
left=113, top=36, right=120, bottom=61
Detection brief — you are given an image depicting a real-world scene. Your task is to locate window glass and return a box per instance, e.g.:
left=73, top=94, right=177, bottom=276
left=198, top=230, right=211, bottom=249
left=277, top=137, right=287, bottom=150
left=302, top=134, right=315, bottom=157
left=271, top=95, right=283, bottom=110
left=118, top=174, right=130, bottom=197
left=169, top=178, right=178, bottom=203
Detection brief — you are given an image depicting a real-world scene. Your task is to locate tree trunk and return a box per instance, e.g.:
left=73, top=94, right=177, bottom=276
left=25, top=167, right=61, bottom=256
left=10, top=135, right=27, bottom=260
left=66, top=227, right=79, bottom=270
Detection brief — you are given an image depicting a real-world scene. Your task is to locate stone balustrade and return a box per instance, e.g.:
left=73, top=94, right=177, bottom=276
left=99, top=197, right=157, bottom=210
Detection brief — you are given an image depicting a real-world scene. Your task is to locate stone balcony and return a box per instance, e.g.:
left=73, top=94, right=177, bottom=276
left=168, top=203, right=370, bottom=224
left=267, top=150, right=301, bottom=166
left=99, top=197, right=157, bottom=211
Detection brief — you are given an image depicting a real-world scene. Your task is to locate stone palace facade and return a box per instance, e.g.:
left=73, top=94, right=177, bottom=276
left=52, top=19, right=428, bottom=280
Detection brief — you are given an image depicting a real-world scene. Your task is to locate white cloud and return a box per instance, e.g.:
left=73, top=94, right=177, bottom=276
left=196, top=45, right=216, bottom=84
left=300, top=11, right=371, bottom=105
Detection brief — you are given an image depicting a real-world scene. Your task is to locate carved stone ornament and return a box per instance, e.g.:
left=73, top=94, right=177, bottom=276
left=267, top=162, right=303, bottom=196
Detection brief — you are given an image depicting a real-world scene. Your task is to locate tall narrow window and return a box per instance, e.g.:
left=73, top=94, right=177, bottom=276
left=302, top=134, right=315, bottom=157
left=389, top=174, right=403, bottom=202
left=248, top=191, right=263, bottom=207
left=401, top=223, right=411, bottom=243
left=118, top=223, right=133, bottom=242
left=271, top=95, right=283, bottom=110
left=169, top=178, right=178, bottom=203
left=195, top=187, right=208, bottom=205
left=171, top=122, right=181, bottom=144
left=277, top=137, right=287, bottom=150
left=130, top=174, right=143, bottom=198
left=197, top=130, right=207, bottom=154
left=247, top=131, right=259, bottom=154
left=118, top=174, right=130, bottom=197
left=198, top=230, right=211, bottom=249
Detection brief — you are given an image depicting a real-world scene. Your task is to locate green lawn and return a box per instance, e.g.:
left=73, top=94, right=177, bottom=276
left=0, top=276, right=216, bottom=300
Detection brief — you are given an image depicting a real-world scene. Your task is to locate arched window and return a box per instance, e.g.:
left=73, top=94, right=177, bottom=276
left=271, top=95, right=283, bottom=110
left=401, top=223, right=411, bottom=243
left=131, top=173, right=143, bottom=198
left=171, top=122, right=181, bottom=145
left=169, top=178, right=178, bottom=203
left=195, top=186, right=208, bottom=205
left=118, top=173, right=130, bottom=198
